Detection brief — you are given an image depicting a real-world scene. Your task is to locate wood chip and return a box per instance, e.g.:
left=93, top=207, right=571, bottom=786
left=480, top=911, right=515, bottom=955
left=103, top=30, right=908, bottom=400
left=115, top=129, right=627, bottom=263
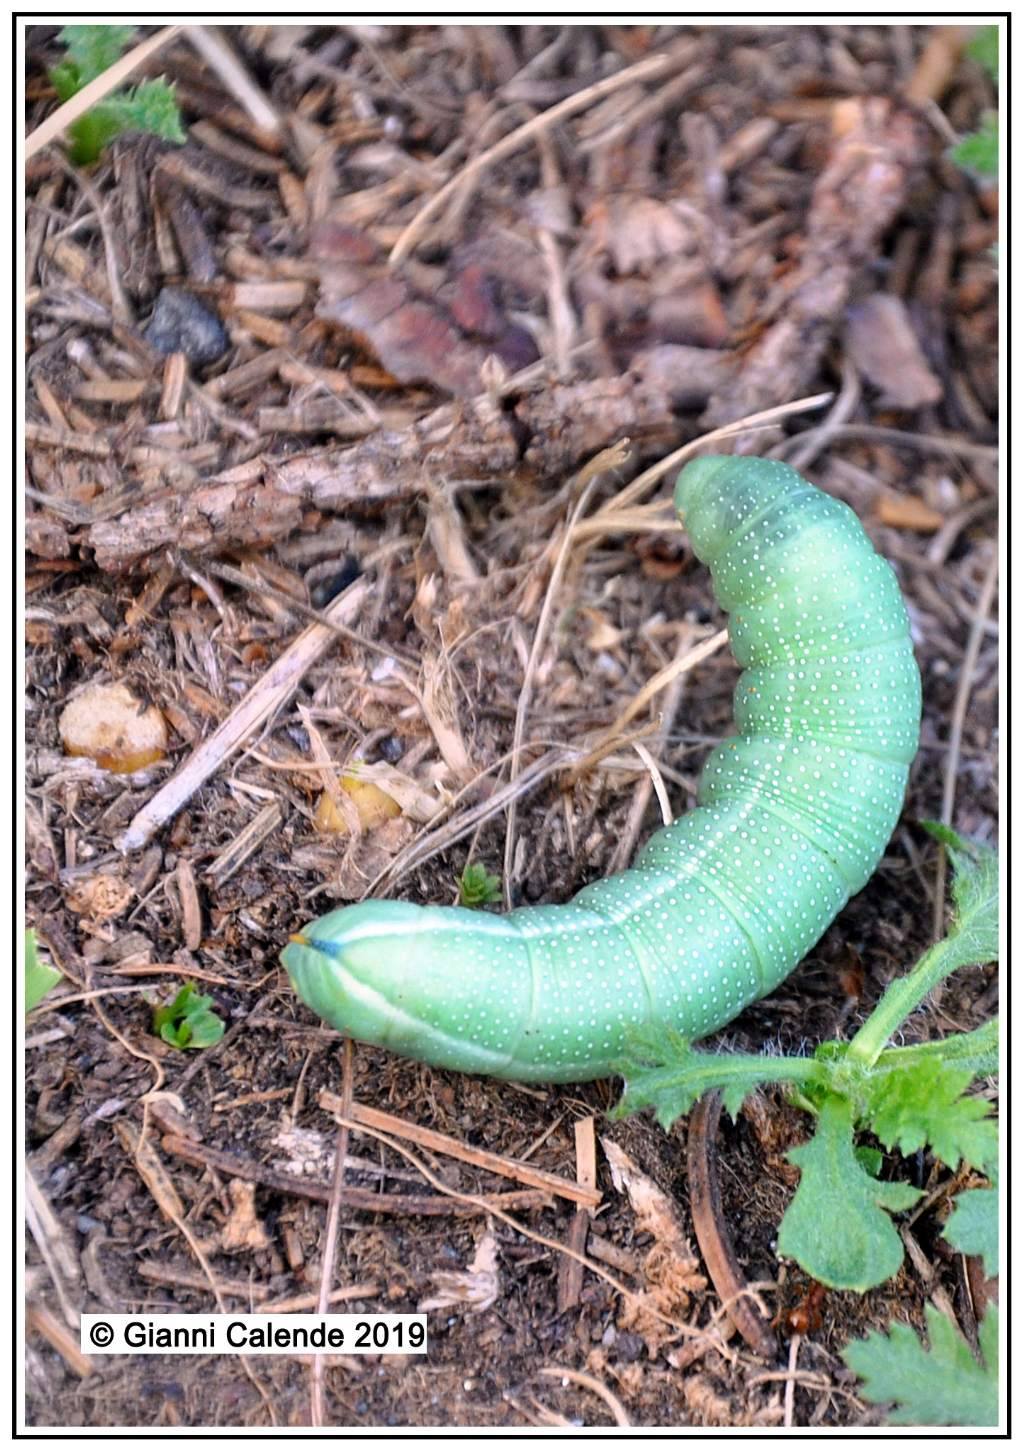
left=876, top=494, right=946, bottom=532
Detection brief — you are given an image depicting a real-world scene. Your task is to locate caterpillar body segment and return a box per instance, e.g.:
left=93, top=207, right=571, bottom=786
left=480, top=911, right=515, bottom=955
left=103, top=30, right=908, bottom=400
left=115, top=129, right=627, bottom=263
left=282, top=455, right=920, bottom=1081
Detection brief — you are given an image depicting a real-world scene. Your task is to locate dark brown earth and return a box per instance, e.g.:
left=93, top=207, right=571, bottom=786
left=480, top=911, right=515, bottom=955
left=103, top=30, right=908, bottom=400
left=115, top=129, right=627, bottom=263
left=24, top=23, right=998, bottom=1429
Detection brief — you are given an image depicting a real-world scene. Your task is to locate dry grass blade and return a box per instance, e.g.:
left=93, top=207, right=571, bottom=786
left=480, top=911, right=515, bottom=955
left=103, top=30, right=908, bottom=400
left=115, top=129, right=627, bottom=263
left=184, top=26, right=280, bottom=134
left=25, top=1167, right=82, bottom=1331
left=364, top=745, right=578, bottom=899
left=326, top=1115, right=703, bottom=1340
left=26, top=1303, right=94, bottom=1380
left=25, top=26, right=182, bottom=159
left=311, top=1039, right=353, bottom=1427
left=932, top=549, right=999, bottom=939
left=572, top=629, right=729, bottom=783
left=539, top=1367, right=632, bottom=1427
left=113, top=1121, right=278, bottom=1422
left=586, top=391, right=834, bottom=524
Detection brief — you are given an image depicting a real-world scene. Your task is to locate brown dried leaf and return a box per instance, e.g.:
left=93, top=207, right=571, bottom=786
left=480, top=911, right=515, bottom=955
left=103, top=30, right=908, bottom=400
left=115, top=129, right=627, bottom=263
left=64, top=873, right=135, bottom=923
left=418, top=1229, right=500, bottom=1313
left=875, top=492, right=945, bottom=532
left=220, top=1179, right=272, bottom=1253
left=595, top=195, right=696, bottom=275
left=602, top=1137, right=706, bottom=1358
left=313, top=221, right=536, bottom=398
left=845, top=293, right=943, bottom=409
left=315, top=774, right=401, bottom=836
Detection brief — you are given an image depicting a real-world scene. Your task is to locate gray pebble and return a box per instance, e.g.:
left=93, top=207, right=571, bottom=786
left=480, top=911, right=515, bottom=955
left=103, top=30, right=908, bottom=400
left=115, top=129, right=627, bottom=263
left=144, top=287, right=228, bottom=366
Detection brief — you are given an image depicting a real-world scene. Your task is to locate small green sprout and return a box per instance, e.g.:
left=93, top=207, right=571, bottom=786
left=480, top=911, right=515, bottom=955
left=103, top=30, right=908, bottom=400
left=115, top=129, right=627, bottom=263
left=457, top=863, right=503, bottom=909
left=25, top=929, right=62, bottom=1014
left=49, top=25, right=185, bottom=166
left=153, top=983, right=225, bottom=1050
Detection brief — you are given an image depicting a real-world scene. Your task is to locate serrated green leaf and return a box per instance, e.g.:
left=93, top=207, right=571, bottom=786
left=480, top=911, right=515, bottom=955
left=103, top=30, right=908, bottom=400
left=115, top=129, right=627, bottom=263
left=944, top=1186, right=998, bottom=1277
left=843, top=1303, right=998, bottom=1426
left=49, top=25, right=185, bottom=166
left=25, top=929, right=63, bottom=1014
left=778, top=1096, right=919, bottom=1291
left=875, top=1018, right=999, bottom=1079
left=863, top=1060, right=997, bottom=1173
left=58, top=25, right=135, bottom=83
left=921, top=823, right=999, bottom=965
left=66, top=81, right=186, bottom=164
left=97, top=82, right=186, bottom=144
left=848, top=833, right=999, bottom=1066
left=613, top=1024, right=822, bottom=1129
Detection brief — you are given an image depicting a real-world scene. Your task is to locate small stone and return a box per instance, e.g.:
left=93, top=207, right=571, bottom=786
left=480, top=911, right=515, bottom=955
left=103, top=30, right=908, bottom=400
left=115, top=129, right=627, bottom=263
left=144, top=287, right=228, bottom=366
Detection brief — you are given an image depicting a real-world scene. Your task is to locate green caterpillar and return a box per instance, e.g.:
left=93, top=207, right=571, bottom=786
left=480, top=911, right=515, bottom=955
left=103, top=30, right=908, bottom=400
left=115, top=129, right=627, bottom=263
left=282, top=455, right=921, bottom=1082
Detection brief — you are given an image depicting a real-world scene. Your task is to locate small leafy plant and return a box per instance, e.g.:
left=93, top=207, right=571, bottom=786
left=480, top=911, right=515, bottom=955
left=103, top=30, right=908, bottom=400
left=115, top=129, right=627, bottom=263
left=25, top=929, right=62, bottom=1014
left=49, top=25, right=185, bottom=166
left=614, top=823, right=997, bottom=1297
left=153, top=983, right=225, bottom=1049
left=457, top=862, right=503, bottom=909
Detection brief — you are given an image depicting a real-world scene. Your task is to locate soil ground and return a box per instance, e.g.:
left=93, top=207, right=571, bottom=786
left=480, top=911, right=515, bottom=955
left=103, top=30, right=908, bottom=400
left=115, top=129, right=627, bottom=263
left=24, top=23, right=997, bottom=1430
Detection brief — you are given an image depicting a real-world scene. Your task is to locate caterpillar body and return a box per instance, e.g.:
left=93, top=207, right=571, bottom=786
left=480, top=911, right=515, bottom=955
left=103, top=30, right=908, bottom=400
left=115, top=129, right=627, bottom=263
left=282, top=456, right=921, bottom=1083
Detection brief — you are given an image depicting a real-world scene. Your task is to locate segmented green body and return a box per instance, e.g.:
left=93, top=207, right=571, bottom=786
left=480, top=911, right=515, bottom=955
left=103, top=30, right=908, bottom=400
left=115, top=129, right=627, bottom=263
left=282, top=456, right=920, bottom=1082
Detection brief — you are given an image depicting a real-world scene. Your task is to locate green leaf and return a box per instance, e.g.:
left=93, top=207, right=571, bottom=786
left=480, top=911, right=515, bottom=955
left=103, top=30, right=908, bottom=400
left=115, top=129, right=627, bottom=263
left=847, top=829, right=998, bottom=1066
left=180, top=1009, right=224, bottom=1048
left=951, top=114, right=999, bottom=179
left=778, top=1096, right=920, bottom=1291
left=613, top=1024, right=823, bottom=1129
left=944, top=1186, right=998, bottom=1277
left=456, top=862, right=503, bottom=909
left=967, top=26, right=999, bottom=83
left=854, top=1145, right=883, bottom=1178
left=160, top=1019, right=191, bottom=1049
left=152, top=984, right=193, bottom=1035
left=48, top=27, right=185, bottom=166
left=843, top=1303, right=998, bottom=1426
left=25, top=929, right=63, bottom=1014
left=153, top=983, right=225, bottom=1051
left=874, top=1018, right=999, bottom=1079
left=921, top=823, right=998, bottom=966
left=49, top=59, right=83, bottom=104
left=863, top=1060, right=998, bottom=1173
left=66, top=81, right=185, bottom=165
left=58, top=25, right=135, bottom=84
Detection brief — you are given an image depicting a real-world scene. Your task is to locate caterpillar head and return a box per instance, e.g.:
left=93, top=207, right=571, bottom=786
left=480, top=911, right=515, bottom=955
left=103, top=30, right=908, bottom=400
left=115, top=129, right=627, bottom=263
left=281, top=899, right=534, bottom=1075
